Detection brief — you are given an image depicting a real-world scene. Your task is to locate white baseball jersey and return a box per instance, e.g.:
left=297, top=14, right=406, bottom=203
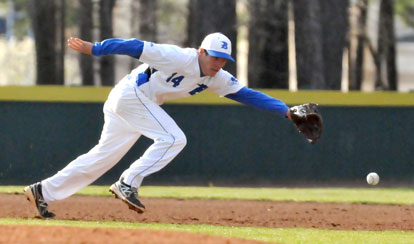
left=130, top=41, right=244, bottom=105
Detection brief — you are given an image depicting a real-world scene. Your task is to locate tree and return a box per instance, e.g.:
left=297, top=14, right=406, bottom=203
left=348, top=0, right=398, bottom=91
left=320, top=0, right=349, bottom=90
left=79, top=0, right=95, bottom=86
left=377, top=0, right=397, bottom=90
left=293, top=0, right=349, bottom=90
left=99, top=0, right=115, bottom=86
left=247, top=0, right=288, bottom=88
left=293, top=0, right=325, bottom=89
left=348, top=0, right=369, bottom=90
left=138, top=0, right=157, bottom=41
left=130, top=0, right=158, bottom=70
left=186, top=0, right=237, bottom=75
left=56, top=0, right=66, bottom=85
left=29, top=0, right=58, bottom=85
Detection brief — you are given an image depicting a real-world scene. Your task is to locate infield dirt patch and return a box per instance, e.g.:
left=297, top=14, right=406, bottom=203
left=0, top=225, right=267, bottom=244
left=1, top=193, right=413, bottom=243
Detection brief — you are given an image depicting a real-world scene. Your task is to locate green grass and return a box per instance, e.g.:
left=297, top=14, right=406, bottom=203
left=3, top=185, right=414, bottom=205
left=0, top=218, right=412, bottom=244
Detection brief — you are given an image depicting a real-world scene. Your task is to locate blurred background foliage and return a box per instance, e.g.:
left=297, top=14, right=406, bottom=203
left=395, top=0, right=414, bottom=28
left=0, top=0, right=413, bottom=92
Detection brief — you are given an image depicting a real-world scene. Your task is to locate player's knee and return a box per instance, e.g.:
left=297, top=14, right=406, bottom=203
left=173, top=132, right=187, bottom=150
left=163, top=131, right=186, bottom=151
left=159, top=132, right=186, bottom=150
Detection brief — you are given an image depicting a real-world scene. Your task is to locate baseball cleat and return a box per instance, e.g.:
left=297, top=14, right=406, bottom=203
left=24, top=182, right=55, bottom=218
left=109, top=181, right=145, bottom=214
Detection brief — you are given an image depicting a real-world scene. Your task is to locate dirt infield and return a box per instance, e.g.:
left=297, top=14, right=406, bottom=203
left=1, top=193, right=413, bottom=243
left=0, top=225, right=268, bottom=244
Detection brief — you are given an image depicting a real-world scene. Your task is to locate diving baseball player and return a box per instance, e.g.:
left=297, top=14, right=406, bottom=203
left=24, top=32, right=319, bottom=218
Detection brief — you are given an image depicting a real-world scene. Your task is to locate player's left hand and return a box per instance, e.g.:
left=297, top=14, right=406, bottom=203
left=288, top=103, right=323, bottom=144
left=67, top=37, right=93, bottom=55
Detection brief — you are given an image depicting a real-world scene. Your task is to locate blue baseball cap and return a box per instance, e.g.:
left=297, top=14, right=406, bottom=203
left=200, top=33, right=235, bottom=62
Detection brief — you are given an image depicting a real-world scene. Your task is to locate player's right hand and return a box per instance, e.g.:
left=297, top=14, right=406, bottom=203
left=67, top=37, right=93, bottom=55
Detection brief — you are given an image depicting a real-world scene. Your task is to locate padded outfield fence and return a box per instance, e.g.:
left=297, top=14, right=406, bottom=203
left=0, top=86, right=413, bottom=186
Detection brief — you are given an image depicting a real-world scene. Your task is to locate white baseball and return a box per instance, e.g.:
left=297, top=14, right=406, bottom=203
left=366, top=172, right=380, bottom=185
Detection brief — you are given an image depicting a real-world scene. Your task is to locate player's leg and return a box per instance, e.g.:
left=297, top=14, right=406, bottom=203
left=121, top=87, right=187, bottom=187
left=40, top=110, right=140, bottom=203
left=24, top=110, right=140, bottom=217
left=109, top=87, right=186, bottom=212
left=36, top=77, right=138, bottom=205
left=24, top=77, right=140, bottom=218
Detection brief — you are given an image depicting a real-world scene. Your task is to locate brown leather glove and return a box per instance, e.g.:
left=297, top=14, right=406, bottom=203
left=289, top=103, right=323, bottom=144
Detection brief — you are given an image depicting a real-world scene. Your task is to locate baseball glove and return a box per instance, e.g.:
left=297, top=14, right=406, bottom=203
left=289, top=103, right=323, bottom=144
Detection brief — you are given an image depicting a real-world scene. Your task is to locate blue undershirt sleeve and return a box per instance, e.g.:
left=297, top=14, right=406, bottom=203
left=225, top=87, right=289, bottom=117
left=92, top=38, right=144, bottom=59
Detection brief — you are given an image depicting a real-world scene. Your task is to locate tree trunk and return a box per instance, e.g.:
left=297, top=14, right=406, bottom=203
left=293, top=0, right=325, bottom=89
left=320, top=0, right=349, bottom=90
left=99, top=0, right=115, bottom=86
left=79, top=0, right=95, bottom=86
left=186, top=0, right=237, bottom=75
left=130, top=0, right=158, bottom=70
left=139, top=0, right=157, bottom=41
left=55, top=0, right=65, bottom=85
left=247, top=0, right=288, bottom=88
left=351, top=0, right=368, bottom=90
left=29, top=0, right=58, bottom=85
left=377, top=0, right=397, bottom=90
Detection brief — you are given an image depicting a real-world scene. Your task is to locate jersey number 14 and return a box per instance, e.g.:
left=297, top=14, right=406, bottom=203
left=166, top=72, right=184, bottom=87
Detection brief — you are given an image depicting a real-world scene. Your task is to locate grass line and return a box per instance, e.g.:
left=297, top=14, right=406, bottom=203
left=1, top=186, right=413, bottom=205
left=0, top=218, right=413, bottom=244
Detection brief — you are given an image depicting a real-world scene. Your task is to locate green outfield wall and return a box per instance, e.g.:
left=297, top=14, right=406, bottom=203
left=0, top=86, right=413, bottom=185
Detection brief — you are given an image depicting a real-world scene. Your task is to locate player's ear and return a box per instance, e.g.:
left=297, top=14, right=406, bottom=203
left=198, top=48, right=208, bottom=56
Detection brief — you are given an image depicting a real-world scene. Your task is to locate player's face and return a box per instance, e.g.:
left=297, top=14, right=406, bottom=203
left=198, top=49, right=228, bottom=77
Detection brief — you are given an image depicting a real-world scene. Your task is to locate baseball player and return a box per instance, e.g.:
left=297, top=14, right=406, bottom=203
left=24, top=32, right=300, bottom=218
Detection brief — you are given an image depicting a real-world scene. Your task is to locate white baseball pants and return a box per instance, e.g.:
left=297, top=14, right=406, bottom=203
left=41, top=77, right=187, bottom=202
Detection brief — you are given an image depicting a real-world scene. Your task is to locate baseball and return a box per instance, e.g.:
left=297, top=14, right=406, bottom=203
left=366, top=172, right=380, bottom=185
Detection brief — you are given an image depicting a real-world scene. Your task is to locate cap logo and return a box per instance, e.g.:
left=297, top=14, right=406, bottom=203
left=221, top=41, right=228, bottom=50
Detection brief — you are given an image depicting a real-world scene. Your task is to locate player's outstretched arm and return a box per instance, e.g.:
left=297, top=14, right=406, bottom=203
left=225, top=87, right=290, bottom=118
left=67, top=37, right=93, bottom=55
